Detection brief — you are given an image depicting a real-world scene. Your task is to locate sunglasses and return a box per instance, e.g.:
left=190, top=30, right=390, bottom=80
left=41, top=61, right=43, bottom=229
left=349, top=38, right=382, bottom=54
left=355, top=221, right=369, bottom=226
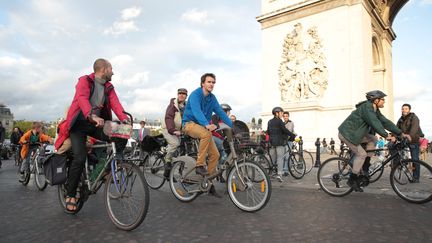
left=178, top=92, right=187, bottom=95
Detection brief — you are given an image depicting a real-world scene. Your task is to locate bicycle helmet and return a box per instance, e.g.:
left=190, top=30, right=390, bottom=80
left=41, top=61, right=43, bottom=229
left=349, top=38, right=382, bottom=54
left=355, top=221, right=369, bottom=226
left=366, top=90, right=386, bottom=101
left=272, top=106, right=283, bottom=115
left=220, top=103, right=232, bottom=111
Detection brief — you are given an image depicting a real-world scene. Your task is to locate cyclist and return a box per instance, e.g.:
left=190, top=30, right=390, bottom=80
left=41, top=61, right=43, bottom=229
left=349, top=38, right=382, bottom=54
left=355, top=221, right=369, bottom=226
left=161, top=88, right=188, bottom=177
left=267, top=107, right=296, bottom=182
left=338, top=90, right=409, bottom=192
left=211, top=103, right=232, bottom=182
left=10, top=127, right=24, bottom=165
left=18, top=122, right=53, bottom=181
left=55, top=58, right=128, bottom=212
left=182, top=73, right=232, bottom=198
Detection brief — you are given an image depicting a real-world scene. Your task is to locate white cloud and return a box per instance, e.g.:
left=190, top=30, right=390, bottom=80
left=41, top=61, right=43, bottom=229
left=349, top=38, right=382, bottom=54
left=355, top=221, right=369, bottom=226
left=0, top=56, right=31, bottom=67
left=104, top=7, right=142, bottom=36
left=111, top=54, right=134, bottom=67
left=121, top=6, right=141, bottom=20
left=420, top=0, right=432, bottom=5
left=181, top=9, right=213, bottom=24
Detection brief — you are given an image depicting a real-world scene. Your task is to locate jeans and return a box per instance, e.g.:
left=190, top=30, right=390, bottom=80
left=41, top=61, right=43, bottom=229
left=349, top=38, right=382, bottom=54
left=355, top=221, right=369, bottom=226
left=283, top=142, right=293, bottom=172
left=409, top=143, right=420, bottom=180
left=269, top=146, right=285, bottom=175
left=20, top=147, right=38, bottom=173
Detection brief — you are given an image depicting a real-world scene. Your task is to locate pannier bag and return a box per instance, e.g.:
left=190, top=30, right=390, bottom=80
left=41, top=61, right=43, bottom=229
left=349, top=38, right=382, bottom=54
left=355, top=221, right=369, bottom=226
left=103, top=121, right=132, bottom=139
left=43, top=153, right=68, bottom=186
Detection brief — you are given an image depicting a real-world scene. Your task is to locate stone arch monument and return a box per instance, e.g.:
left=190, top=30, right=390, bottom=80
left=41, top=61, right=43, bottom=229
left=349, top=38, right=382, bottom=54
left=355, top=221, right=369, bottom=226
left=257, top=0, right=408, bottom=146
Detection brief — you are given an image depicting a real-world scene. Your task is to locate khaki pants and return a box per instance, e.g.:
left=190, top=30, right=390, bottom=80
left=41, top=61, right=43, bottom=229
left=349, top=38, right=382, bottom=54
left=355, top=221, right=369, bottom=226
left=338, top=133, right=377, bottom=174
left=183, top=122, right=219, bottom=175
left=162, top=129, right=180, bottom=162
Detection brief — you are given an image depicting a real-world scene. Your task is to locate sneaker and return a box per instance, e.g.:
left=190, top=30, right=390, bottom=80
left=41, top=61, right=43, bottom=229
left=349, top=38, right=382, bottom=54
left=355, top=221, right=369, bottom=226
left=163, top=163, right=172, bottom=178
left=347, top=174, right=363, bottom=192
left=209, top=185, right=222, bottom=198
left=196, top=166, right=208, bottom=176
left=18, top=173, right=25, bottom=182
left=275, top=175, right=283, bottom=182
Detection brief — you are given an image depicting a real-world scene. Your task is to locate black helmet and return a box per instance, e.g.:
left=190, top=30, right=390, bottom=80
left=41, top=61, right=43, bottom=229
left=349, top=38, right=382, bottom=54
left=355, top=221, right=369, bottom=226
left=366, top=90, right=387, bottom=100
left=272, top=106, right=283, bottom=115
left=221, top=103, right=232, bottom=111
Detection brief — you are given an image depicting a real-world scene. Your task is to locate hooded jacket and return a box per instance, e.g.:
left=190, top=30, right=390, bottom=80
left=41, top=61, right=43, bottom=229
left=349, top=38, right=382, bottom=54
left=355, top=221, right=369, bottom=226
left=55, top=73, right=127, bottom=150
left=338, top=100, right=401, bottom=145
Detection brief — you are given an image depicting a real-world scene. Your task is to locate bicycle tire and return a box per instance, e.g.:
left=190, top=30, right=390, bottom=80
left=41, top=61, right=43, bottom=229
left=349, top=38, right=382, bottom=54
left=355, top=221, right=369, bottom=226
left=367, top=159, right=384, bottom=183
left=169, top=158, right=200, bottom=202
left=287, top=152, right=306, bottom=179
left=302, top=150, right=314, bottom=174
left=34, top=159, right=47, bottom=191
left=21, top=169, right=31, bottom=186
left=390, top=159, right=432, bottom=204
left=142, top=153, right=166, bottom=190
left=105, top=162, right=149, bottom=231
left=250, top=154, right=272, bottom=176
left=317, top=157, right=353, bottom=197
left=227, top=161, right=271, bottom=212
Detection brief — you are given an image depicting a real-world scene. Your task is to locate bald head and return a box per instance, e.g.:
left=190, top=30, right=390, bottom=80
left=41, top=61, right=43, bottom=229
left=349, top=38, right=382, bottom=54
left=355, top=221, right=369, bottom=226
left=93, top=58, right=111, bottom=72
left=93, top=58, right=114, bottom=81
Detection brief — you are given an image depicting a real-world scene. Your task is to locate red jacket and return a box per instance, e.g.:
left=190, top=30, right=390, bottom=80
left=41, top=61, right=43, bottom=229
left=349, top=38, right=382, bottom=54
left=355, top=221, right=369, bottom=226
left=55, top=73, right=127, bottom=150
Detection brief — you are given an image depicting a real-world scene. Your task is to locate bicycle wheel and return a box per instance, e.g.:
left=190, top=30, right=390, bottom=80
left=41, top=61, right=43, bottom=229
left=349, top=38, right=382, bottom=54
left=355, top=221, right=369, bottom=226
left=367, top=159, right=384, bottom=183
left=390, top=159, right=432, bottom=204
left=169, top=159, right=200, bottom=202
left=227, top=161, right=271, bottom=212
left=302, top=150, right=315, bottom=174
left=35, top=158, right=47, bottom=191
left=105, top=162, right=149, bottom=231
left=22, top=169, right=31, bottom=186
left=250, top=154, right=272, bottom=175
left=142, top=153, right=165, bottom=190
left=58, top=182, right=85, bottom=214
left=287, top=152, right=306, bottom=179
left=317, top=157, right=353, bottom=197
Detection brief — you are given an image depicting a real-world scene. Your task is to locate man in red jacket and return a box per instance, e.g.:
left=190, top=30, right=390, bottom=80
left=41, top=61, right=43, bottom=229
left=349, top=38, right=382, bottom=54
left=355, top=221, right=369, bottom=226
left=55, top=58, right=128, bottom=212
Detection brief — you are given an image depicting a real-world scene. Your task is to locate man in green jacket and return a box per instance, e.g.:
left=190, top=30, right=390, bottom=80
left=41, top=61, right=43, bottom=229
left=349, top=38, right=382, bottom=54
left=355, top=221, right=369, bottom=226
left=338, top=90, right=409, bottom=192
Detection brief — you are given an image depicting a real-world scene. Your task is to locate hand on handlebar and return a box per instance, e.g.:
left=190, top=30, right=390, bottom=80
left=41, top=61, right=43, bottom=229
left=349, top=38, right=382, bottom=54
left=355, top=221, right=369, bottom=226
left=386, top=134, right=396, bottom=143
left=173, top=131, right=182, bottom=136
left=401, top=133, right=412, bottom=142
left=90, top=114, right=105, bottom=127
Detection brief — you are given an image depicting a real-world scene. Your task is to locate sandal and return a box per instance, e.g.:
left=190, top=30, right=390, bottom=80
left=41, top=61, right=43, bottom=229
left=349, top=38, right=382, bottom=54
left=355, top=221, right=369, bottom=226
left=65, top=196, right=77, bottom=213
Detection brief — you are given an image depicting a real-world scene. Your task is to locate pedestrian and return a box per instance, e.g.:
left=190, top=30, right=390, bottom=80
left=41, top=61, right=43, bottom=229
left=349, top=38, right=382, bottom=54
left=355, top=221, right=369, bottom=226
left=10, top=126, right=23, bottom=165
left=282, top=111, right=296, bottom=176
left=267, top=107, right=295, bottom=182
left=322, top=138, right=328, bottom=154
left=396, top=103, right=423, bottom=182
left=419, top=136, right=428, bottom=162
left=329, top=138, right=336, bottom=155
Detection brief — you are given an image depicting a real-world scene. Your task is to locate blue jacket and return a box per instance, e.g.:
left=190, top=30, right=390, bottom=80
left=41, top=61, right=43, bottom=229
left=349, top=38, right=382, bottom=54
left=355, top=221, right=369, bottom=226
left=182, top=87, right=233, bottom=128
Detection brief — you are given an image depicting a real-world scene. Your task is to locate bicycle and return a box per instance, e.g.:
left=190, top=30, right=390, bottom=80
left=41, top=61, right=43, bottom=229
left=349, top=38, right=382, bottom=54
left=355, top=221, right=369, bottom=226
left=287, top=137, right=314, bottom=175
left=57, top=111, right=150, bottom=231
left=20, top=142, right=50, bottom=191
left=169, top=124, right=272, bottom=212
left=250, top=139, right=307, bottom=180
left=317, top=137, right=432, bottom=204
left=12, top=144, right=23, bottom=167
left=140, top=134, right=198, bottom=190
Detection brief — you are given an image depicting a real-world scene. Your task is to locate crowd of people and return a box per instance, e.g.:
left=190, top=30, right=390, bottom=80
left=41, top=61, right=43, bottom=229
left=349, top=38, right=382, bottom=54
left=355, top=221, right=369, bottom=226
left=1, top=58, right=430, bottom=205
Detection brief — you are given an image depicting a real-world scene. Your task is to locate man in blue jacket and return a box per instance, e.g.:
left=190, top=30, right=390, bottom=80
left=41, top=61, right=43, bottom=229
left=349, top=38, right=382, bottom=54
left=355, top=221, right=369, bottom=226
left=182, top=73, right=232, bottom=197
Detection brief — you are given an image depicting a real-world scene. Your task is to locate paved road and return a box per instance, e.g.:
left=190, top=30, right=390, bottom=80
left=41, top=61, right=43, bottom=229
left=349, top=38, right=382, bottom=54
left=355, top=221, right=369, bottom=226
left=1, top=156, right=431, bottom=243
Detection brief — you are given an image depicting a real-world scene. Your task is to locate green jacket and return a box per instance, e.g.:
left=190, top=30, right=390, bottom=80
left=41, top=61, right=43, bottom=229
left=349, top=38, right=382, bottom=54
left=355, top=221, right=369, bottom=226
left=338, top=100, right=401, bottom=145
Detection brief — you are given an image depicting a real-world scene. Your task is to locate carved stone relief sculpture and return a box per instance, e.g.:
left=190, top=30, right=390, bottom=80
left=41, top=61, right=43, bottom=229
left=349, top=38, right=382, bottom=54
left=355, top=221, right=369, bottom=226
left=278, top=23, right=328, bottom=102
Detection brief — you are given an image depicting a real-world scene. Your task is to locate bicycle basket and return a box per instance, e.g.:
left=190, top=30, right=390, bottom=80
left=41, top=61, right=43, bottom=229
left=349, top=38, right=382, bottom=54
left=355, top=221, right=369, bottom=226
left=103, top=121, right=132, bottom=139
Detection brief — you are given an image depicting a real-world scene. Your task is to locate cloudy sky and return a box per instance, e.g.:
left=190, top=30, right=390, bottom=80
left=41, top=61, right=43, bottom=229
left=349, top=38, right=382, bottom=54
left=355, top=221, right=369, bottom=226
left=0, top=0, right=431, bottom=136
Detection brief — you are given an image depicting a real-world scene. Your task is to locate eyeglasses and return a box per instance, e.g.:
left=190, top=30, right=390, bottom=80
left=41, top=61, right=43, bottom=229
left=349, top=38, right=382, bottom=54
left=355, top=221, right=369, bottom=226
left=178, top=92, right=187, bottom=95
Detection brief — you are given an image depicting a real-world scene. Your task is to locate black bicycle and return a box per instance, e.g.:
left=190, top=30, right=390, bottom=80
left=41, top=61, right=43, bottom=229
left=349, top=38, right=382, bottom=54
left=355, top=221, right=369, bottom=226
left=318, top=137, right=432, bottom=204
